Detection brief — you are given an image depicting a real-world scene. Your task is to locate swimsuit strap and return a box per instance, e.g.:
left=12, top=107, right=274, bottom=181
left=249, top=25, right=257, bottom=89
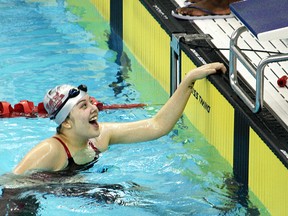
left=53, top=136, right=72, bottom=158
left=88, top=140, right=100, bottom=153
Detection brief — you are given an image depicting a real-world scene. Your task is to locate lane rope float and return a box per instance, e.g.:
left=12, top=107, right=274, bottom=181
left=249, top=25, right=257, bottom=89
left=0, top=97, right=146, bottom=118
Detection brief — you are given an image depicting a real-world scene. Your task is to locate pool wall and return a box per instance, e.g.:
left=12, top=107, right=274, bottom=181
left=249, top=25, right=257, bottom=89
left=88, top=0, right=287, bottom=214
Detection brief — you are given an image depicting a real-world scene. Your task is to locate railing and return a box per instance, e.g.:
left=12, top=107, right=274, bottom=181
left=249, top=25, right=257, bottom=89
left=229, top=26, right=288, bottom=113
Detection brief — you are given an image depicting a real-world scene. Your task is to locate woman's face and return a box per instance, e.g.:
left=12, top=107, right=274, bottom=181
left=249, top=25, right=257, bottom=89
left=69, top=94, right=100, bottom=139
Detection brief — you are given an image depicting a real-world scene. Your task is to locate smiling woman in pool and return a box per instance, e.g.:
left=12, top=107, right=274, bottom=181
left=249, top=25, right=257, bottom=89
left=13, top=62, right=226, bottom=175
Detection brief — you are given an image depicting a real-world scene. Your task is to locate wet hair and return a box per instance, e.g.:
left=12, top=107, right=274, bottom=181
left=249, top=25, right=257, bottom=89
left=56, top=124, right=62, bottom=134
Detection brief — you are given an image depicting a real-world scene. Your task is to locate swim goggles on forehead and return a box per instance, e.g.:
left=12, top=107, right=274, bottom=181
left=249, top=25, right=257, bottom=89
left=50, top=84, right=87, bottom=120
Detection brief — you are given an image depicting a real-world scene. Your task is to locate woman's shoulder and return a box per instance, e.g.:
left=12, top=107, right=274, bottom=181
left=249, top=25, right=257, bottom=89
left=32, top=137, right=66, bottom=156
left=13, top=137, right=67, bottom=174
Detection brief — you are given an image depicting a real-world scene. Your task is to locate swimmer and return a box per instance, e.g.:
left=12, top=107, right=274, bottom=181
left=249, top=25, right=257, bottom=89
left=13, top=62, right=226, bottom=175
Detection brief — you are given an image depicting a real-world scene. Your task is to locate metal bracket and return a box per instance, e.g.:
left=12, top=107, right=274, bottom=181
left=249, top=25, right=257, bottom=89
left=170, top=33, right=187, bottom=54
left=170, top=34, right=185, bottom=95
left=170, top=33, right=212, bottom=95
left=181, top=33, right=212, bottom=43
left=170, top=33, right=212, bottom=52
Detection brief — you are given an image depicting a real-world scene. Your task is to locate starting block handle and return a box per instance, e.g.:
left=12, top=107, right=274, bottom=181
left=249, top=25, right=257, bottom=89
left=229, top=26, right=288, bottom=113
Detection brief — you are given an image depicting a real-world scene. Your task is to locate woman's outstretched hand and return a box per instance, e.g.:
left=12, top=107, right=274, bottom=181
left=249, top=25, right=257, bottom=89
left=186, top=62, right=227, bottom=83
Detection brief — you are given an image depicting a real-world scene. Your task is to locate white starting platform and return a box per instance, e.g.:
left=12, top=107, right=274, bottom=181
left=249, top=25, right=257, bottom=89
left=229, top=0, right=288, bottom=127
left=174, top=0, right=288, bottom=131
left=230, top=0, right=288, bottom=42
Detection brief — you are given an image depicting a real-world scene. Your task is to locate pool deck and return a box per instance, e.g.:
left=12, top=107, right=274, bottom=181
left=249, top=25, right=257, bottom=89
left=174, top=0, right=288, bottom=131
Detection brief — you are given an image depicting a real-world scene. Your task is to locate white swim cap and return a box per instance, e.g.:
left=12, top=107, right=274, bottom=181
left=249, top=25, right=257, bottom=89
left=43, top=84, right=87, bottom=125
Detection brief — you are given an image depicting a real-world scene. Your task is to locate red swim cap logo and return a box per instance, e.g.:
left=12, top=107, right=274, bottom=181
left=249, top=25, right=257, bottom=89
left=47, top=92, right=65, bottom=112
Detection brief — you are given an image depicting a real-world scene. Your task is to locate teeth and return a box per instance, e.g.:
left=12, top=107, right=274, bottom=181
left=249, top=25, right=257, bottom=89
left=90, top=116, right=97, bottom=121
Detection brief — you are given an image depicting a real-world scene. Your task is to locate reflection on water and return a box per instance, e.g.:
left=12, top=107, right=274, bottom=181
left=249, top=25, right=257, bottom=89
left=0, top=172, right=261, bottom=215
left=108, top=52, right=132, bottom=97
left=1, top=182, right=139, bottom=214
left=203, top=173, right=260, bottom=215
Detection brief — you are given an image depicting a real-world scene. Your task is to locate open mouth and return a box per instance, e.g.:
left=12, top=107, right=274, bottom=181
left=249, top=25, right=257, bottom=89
left=89, top=116, right=98, bottom=126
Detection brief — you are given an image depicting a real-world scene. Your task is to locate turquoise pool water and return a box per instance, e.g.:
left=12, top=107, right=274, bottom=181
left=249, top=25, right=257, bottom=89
left=0, top=0, right=267, bottom=215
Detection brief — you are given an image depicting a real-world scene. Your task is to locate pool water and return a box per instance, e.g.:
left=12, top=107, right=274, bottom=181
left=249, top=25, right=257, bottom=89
left=0, top=0, right=268, bottom=215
